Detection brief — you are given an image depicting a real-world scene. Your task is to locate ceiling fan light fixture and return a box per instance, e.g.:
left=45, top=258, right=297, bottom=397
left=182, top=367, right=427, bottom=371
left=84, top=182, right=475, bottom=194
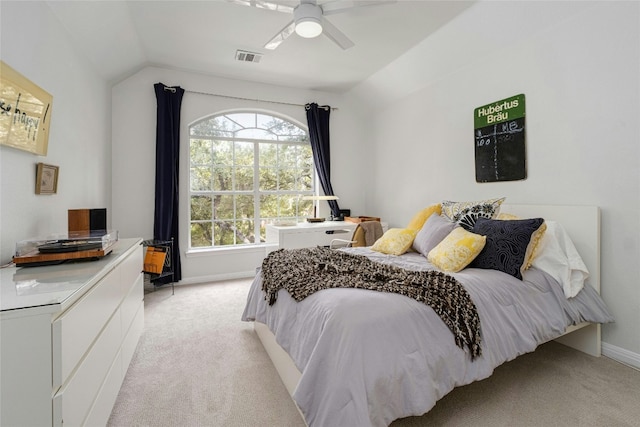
left=294, top=2, right=323, bottom=38
left=295, top=18, right=322, bottom=38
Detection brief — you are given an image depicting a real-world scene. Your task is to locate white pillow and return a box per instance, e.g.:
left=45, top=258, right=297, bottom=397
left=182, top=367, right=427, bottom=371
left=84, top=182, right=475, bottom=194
left=530, top=221, right=589, bottom=298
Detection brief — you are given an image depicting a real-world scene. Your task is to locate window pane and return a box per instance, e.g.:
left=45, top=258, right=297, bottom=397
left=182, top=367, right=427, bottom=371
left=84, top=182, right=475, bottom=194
left=191, top=167, right=212, bottom=191
left=235, top=141, right=254, bottom=166
left=280, top=133, right=309, bottom=142
left=284, top=124, right=306, bottom=137
left=212, top=167, right=232, bottom=191
left=259, top=115, right=307, bottom=139
left=235, top=220, right=255, bottom=244
left=190, top=139, right=212, bottom=165
left=256, top=114, right=279, bottom=130
left=259, top=143, right=277, bottom=166
left=191, top=121, right=229, bottom=137
left=225, top=113, right=255, bottom=129
left=279, top=195, right=297, bottom=217
left=259, top=222, right=267, bottom=243
left=191, top=222, right=212, bottom=247
left=260, top=194, right=278, bottom=218
left=212, top=116, right=243, bottom=133
left=191, top=195, right=212, bottom=221
left=236, top=128, right=275, bottom=140
left=300, top=198, right=313, bottom=217
left=214, top=195, right=234, bottom=219
left=300, top=145, right=313, bottom=168
left=278, top=168, right=296, bottom=190
left=279, top=144, right=297, bottom=167
left=298, top=168, right=313, bottom=191
left=235, top=167, right=254, bottom=191
left=236, top=195, right=254, bottom=219
left=259, top=167, right=277, bottom=191
left=212, top=140, right=233, bottom=165
left=213, top=221, right=235, bottom=246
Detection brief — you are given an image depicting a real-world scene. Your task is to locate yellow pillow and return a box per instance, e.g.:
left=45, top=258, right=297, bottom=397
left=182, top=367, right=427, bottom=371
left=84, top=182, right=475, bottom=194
left=524, top=221, right=547, bottom=270
left=407, top=203, right=442, bottom=230
left=371, top=228, right=418, bottom=255
left=496, top=212, right=520, bottom=220
left=427, top=228, right=486, bottom=273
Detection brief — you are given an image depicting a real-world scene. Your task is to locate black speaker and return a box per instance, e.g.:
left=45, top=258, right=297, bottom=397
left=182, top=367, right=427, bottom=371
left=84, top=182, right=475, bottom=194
left=89, top=208, right=107, bottom=232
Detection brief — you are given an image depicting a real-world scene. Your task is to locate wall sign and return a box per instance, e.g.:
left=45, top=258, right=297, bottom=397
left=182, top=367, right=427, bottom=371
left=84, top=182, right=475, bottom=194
left=474, top=94, right=526, bottom=182
left=0, top=61, right=53, bottom=156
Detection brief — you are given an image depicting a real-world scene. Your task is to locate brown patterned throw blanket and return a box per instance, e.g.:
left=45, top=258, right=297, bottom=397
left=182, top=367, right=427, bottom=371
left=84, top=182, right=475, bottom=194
left=261, top=247, right=482, bottom=359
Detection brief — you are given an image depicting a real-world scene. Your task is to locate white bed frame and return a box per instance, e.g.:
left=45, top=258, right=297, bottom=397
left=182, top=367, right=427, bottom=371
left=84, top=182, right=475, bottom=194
left=253, top=204, right=602, bottom=421
left=501, top=204, right=601, bottom=357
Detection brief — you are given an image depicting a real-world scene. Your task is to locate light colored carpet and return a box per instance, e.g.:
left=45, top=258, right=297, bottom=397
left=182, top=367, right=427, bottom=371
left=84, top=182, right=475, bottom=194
left=109, top=279, right=640, bottom=427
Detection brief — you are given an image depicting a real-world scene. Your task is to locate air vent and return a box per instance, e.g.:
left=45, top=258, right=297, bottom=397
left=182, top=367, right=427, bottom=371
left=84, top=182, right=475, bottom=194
left=235, top=50, right=263, bottom=63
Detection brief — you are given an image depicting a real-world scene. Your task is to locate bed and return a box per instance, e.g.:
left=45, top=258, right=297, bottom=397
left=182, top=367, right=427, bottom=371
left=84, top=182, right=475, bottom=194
left=241, top=204, right=613, bottom=426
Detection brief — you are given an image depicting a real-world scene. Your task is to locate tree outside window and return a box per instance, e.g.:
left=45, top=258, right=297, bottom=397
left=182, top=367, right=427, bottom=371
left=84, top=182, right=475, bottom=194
left=189, top=112, right=314, bottom=248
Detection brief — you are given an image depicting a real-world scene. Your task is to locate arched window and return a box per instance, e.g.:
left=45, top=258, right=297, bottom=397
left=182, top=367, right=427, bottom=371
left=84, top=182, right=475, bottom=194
left=189, top=112, right=314, bottom=248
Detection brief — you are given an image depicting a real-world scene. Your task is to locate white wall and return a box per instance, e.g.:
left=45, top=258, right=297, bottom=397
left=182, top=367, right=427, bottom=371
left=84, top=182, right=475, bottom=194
left=348, top=1, right=640, bottom=362
left=0, top=1, right=111, bottom=264
left=111, top=67, right=366, bottom=283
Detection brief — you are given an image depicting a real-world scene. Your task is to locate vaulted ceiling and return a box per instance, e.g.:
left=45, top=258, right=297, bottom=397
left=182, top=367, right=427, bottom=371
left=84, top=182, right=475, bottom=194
left=45, top=0, right=473, bottom=92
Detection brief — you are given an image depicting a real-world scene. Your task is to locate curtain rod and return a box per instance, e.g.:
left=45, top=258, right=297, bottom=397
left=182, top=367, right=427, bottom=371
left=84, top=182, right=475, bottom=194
left=174, top=87, right=336, bottom=111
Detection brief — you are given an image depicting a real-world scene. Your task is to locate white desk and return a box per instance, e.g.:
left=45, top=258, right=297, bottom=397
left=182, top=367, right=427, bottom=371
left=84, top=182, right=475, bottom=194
left=266, top=221, right=388, bottom=250
left=266, top=221, right=358, bottom=249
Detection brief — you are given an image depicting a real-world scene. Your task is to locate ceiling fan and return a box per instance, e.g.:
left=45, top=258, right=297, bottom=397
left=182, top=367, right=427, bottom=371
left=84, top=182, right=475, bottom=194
left=231, top=0, right=396, bottom=50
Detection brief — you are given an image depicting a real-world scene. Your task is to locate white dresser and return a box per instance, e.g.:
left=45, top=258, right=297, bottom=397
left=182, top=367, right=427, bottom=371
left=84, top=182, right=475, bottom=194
left=0, top=238, right=144, bottom=427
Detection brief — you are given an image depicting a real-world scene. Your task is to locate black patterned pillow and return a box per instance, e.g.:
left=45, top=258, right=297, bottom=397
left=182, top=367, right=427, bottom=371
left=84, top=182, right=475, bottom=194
left=441, top=197, right=505, bottom=230
left=469, top=217, right=545, bottom=280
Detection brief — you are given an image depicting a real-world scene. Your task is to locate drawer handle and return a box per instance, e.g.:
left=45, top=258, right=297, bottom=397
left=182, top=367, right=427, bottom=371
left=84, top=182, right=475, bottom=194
left=325, top=230, right=349, bottom=234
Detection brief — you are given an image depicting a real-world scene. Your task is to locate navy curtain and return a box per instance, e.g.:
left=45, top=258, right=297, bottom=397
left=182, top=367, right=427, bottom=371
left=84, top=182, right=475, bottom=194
left=305, top=103, right=340, bottom=217
left=153, top=83, right=184, bottom=283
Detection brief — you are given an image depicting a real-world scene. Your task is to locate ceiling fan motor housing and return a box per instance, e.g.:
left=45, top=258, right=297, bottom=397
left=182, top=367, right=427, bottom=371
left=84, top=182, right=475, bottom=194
left=294, top=2, right=323, bottom=38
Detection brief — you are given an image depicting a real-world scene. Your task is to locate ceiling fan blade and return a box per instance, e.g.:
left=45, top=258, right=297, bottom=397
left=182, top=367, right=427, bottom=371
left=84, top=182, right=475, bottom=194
left=321, top=17, right=355, bottom=50
left=229, top=0, right=294, bottom=14
left=264, top=20, right=296, bottom=50
left=320, top=0, right=396, bottom=16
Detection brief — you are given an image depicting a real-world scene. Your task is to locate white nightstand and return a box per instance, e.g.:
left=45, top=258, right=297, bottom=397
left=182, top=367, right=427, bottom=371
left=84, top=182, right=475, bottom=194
left=266, top=221, right=358, bottom=250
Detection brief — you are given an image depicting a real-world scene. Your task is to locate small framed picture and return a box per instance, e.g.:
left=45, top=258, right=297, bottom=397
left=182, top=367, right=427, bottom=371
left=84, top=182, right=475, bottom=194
left=35, top=162, right=59, bottom=195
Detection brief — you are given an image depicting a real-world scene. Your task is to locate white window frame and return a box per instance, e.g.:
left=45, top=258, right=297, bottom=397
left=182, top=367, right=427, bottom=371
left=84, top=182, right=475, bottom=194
left=188, top=111, right=315, bottom=249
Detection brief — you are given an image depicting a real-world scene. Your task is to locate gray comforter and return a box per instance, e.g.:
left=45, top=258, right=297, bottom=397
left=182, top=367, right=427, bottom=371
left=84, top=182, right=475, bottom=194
left=242, top=248, right=613, bottom=427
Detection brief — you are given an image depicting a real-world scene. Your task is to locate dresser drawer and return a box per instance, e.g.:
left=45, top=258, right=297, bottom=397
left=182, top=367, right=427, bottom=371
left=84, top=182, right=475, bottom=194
left=266, top=222, right=360, bottom=249
left=121, top=273, right=143, bottom=337
left=120, top=244, right=143, bottom=293
left=52, top=266, right=123, bottom=389
left=282, top=228, right=352, bottom=248
left=83, top=349, right=123, bottom=427
left=53, top=305, right=121, bottom=426
left=122, top=300, right=144, bottom=373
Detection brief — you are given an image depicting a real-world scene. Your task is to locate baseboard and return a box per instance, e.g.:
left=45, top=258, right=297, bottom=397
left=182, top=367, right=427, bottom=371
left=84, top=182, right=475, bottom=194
left=178, top=270, right=256, bottom=286
left=602, top=341, right=640, bottom=370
